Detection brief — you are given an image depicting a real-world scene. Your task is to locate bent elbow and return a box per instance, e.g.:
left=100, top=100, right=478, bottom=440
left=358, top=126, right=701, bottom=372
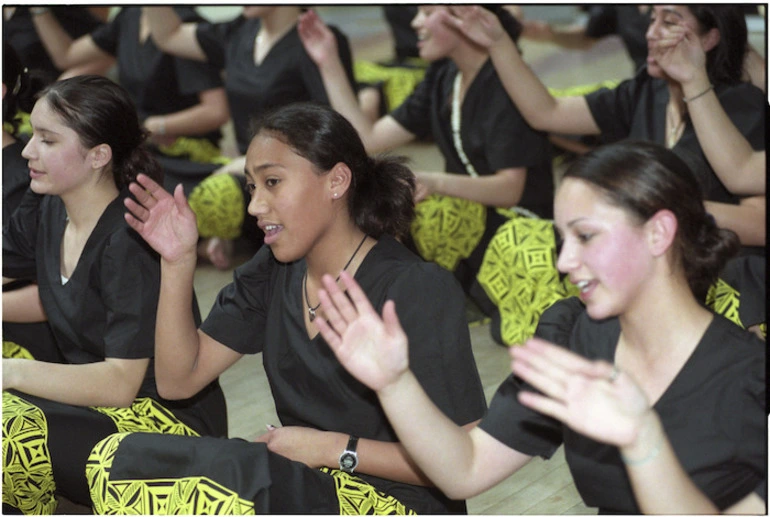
left=156, top=378, right=197, bottom=401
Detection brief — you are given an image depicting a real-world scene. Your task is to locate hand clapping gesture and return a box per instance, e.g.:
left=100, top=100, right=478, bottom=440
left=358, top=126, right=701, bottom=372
left=124, top=175, right=199, bottom=265
left=314, top=271, right=410, bottom=393
left=511, top=338, right=652, bottom=448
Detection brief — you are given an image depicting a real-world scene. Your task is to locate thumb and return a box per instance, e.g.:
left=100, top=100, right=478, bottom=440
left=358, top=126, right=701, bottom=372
left=382, top=300, right=403, bottom=337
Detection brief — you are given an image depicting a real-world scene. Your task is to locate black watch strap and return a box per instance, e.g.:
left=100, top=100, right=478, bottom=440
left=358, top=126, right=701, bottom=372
left=339, top=435, right=359, bottom=473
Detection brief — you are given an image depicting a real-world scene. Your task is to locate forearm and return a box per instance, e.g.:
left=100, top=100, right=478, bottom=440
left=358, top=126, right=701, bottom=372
left=30, top=9, right=80, bottom=70
left=705, top=198, right=766, bottom=247
left=419, top=169, right=526, bottom=208
left=144, top=7, right=205, bottom=61
left=4, top=357, right=147, bottom=407
left=153, top=257, right=204, bottom=397
left=684, top=73, right=764, bottom=196
left=549, top=27, right=597, bottom=50
left=58, top=55, right=116, bottom=80
left=316, top=59, right=380, bottom=149
left=377, top=371, right=489, bottom=498
left=321, top=431, right=433, bottom=486
left=145, top=90, right=229, bottom=139
left=622, top=411, right=719, bottom=514
left=2, top=284, right=46, bottom=322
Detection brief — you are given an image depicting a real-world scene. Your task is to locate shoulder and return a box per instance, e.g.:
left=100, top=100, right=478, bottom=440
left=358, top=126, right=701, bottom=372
left=360, top=236, right=463, bottom=306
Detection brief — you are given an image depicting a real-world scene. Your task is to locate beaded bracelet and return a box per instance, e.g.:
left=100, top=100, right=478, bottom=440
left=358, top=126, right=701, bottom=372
left=683, top=84, right=714, bottom=103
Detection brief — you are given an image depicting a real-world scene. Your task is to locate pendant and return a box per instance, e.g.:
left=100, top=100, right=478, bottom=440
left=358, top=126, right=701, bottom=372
left=308, top=307, right=317, bottom=322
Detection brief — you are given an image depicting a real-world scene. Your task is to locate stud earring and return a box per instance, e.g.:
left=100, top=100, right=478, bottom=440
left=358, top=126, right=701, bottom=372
left=333, top=192, right=338, bottom=198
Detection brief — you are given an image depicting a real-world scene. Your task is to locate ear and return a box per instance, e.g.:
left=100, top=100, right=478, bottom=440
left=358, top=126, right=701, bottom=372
left=700, top=27, right=720, bottom=53
left=645, top=209, right=678, bottom=257
left=88, top=143, right=112, bottom=170
left=327, top=162, right=352, bottom=200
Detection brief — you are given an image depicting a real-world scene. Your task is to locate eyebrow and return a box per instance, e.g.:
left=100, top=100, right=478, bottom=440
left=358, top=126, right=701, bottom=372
left=656, top=7, right=684, bottom=18
left=30, top=125, right=59, bottom=136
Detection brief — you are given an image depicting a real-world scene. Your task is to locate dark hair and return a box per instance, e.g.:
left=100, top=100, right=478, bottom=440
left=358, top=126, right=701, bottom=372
left=481, top=5, right=523, bottom=43
left=250, top=102, right=415, bottom=239
left=3, top=42, right=30, bottom=134
left=562, top=140, right=739, bottom=301
left=38, top=75, right=162, bottom=190
left=687, top=5, right=747, bottom=84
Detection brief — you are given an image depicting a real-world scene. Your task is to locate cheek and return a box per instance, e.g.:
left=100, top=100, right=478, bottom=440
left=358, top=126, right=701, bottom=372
left=593, top=232, right=650, bottom=290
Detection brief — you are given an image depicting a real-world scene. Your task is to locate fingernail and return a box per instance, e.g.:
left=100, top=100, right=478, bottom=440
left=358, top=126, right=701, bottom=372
left=266, top=424, right=276, bottom=431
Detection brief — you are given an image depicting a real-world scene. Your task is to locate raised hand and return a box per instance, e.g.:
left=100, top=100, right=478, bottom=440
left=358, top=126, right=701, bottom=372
left=511, top=337, right=651, bottom=447
left=654, top=26, right=708, bottom=87
left=446, top=5, right=506, bottom=49
left=314, top=271, right=410, bottom=393
left=124, top=174, right=199, bottom=265
left=297, top=9, right=339, bottom=67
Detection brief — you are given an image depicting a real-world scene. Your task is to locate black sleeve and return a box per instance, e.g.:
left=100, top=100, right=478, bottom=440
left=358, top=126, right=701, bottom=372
left=390, top=62, right=439, bottom=139
left=3, top=188, right=43, bottom=280
left=584, top=74, right=643, bottom=142
left=715, top=82, right=766, bottom=152
left=195, top=18, right=238, bottom=70
left=390, top=262, right=488, bottom=424
left=89, top=9, right=123, bottom=56
left=100, top=230, right=161, bottom=359
left=199, top=246, right=274, bottom=354
left=477, top=298, right=584, bottom=457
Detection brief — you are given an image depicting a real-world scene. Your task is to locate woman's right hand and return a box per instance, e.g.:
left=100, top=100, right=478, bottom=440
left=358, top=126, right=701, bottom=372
left=315, top=271, right=410, bottom=393
left=297, top=9, right=339, bottom=68
left=446, top=5, right=506, bottom=49
left=124, top=174, right=199, bottom=265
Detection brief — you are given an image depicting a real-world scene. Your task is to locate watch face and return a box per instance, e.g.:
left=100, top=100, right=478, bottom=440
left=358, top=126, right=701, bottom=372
left=340, top=452, right=358, bottom=471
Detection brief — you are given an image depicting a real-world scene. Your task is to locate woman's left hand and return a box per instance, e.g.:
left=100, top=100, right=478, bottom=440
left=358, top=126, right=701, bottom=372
left=255, top=425, right=339, bottom=468
left=511, top=337, right=651, bottom=447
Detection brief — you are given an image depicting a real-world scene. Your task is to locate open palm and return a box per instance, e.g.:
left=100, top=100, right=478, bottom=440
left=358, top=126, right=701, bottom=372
left=124, top=175, right=199, bottom=264
left=447, top=6, right=506, bottom=49
left=315, top=271, right=410, bottom=393
left=298, top=10, right=338, bottom=67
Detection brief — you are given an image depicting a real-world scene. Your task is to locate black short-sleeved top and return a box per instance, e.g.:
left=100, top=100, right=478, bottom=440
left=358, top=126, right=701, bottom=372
left=3, top=6, right=105, bottom=85
left=391, top=58, right=554, bottom=219
left=584, top=6, right=650, bottom=72
left=584, top=71, right=767, bottom=205
left=195, top=16, right=356, bottom=154
left=2, top=140, right=30, bottom=227
left=3, top=191, right=163, bottom=398
left=479, top=299, right=767, bottom=514
left=89, top=7, right=223, bottom=145
left=201, top=235, right=488, bottom=513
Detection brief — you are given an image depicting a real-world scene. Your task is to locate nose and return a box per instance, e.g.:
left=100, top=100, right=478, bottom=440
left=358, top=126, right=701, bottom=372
left=555, top=237, right=578, bottom=274
left=411, top=10, right=423, bottom=30
left=645, top=17, right=660, bottom=41
left=246, top=188, right=268, bottom=218
left=21, top=138, right=35, bottom=161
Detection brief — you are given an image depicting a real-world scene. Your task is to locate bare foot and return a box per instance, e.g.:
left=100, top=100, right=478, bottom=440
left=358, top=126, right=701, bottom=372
left=196, top=237, right=234, bottom=270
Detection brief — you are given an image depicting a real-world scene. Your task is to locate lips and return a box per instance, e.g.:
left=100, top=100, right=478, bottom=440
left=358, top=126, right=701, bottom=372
left=260, top=223, right=283, bottom=245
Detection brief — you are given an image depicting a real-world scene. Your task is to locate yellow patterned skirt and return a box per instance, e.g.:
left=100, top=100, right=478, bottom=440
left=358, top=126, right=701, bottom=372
left=1, top=342, right=203, bottom=514
left=477, top=216, right=578, bottom=346
left=410, top=194, right=487, bottom=272
left=86, top=432, right=419, bottom=515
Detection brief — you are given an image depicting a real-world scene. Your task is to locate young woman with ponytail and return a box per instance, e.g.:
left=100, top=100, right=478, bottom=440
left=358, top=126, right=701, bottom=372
left=2, top=75, right=227, bottom=514
left=315, top=140, right=765, bottom=514
left=86, top=102, right=486, bottom=515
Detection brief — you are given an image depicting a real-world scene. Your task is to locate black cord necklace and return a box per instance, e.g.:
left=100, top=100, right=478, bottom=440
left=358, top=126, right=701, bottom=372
left=303, top=234, right=368, bottom=322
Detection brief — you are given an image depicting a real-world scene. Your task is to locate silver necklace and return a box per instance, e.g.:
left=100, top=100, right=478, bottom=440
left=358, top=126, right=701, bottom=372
left=303, top=235, right=367, bottom=322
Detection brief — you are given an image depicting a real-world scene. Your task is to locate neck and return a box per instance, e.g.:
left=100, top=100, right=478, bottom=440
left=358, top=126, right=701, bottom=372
left=260, top=7, right=301, bottom=36
left=305, top=223, right=368, bottom=282
left=2, top=129, right=16, bottom=148
left=667, top=82, right=687, bottom=115
left=61, top=177, right=119, bottom=230
left=618, top=272, right=710, bottom=363
left=451, top=43, right=488, bottom=85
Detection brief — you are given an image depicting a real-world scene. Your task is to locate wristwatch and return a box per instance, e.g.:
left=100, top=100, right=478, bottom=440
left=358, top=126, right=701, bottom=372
left=338, top=435, right=359, bottom=473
